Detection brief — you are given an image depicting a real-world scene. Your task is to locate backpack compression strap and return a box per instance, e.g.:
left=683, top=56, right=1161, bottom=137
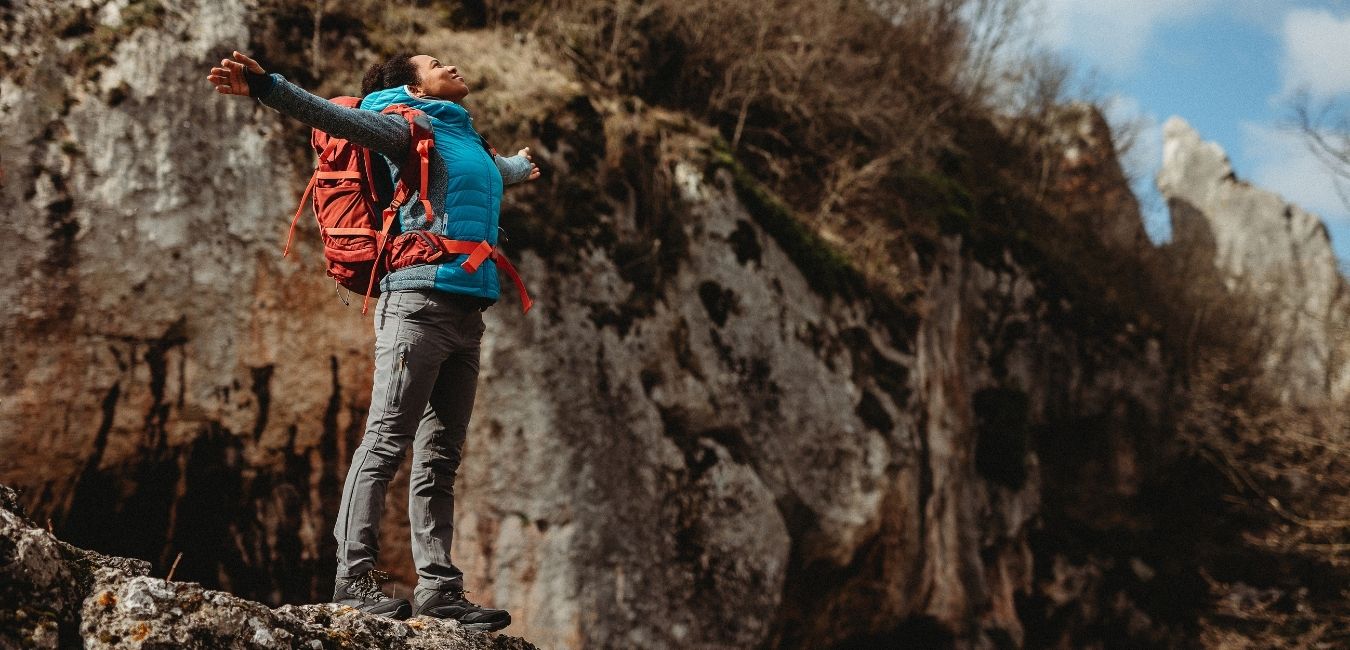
left=283, top=135, right=365, bottom=257
left=358, top=215, right=397, bottom=315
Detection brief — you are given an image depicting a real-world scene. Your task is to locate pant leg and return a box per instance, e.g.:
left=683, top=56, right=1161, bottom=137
left=409, top=302, right=486, bottom=591
left=334, top=290, right=455, bottom=578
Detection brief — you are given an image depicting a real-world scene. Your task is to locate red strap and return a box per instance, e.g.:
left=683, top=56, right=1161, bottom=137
left=491, top=250, right=533, bottom=313
left=315, top=171, right=362, bottom=180
left=360, top=148, right=379, bottom=206
left=416, top=139, right=434, bottom=226
left=319, top=138, right=342, bottom=164
left=324, top=227, right=379, bottom=236
left=360, top=216, right=397, bottom=315
left=461, top=240, right=493, bottom=273
left=283, top=174, right=317, bottom=257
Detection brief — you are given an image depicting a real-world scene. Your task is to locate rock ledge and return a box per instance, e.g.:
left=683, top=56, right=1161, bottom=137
left=1, top=485, right=538, bottom=650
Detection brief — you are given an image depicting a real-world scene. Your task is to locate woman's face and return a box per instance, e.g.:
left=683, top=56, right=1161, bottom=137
left=409, top=54, right=469, bottom=101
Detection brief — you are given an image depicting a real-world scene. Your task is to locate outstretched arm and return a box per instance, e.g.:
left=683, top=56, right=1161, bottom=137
left=207, top=51, right=410, bottom=162
left=495, top=147, right=542, bottom=186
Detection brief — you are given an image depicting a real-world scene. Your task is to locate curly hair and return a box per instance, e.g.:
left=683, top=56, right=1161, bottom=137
left=360, top=53, right=419, bottom=97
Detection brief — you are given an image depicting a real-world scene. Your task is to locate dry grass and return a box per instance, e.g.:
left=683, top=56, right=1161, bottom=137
left=1159, top=243, right=1350, bottom=646
left=410, top=28, right=584, bottom=141
left=1181, top=383, right=1350, bottom=647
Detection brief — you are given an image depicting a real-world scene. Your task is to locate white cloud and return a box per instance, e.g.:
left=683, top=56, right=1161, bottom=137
left=1241, top=121, right=1350, bottom=223
left=1280, top=9, right=1350, bottom=99
left=1035, top=0, right=1219, bottom=75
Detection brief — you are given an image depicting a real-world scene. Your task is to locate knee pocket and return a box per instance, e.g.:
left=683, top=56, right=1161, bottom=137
left=385, top=339, right=414, bottom=411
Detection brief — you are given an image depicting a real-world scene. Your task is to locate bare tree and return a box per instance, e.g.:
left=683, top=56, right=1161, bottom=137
left=1293, top=91, right=1350, bottom=210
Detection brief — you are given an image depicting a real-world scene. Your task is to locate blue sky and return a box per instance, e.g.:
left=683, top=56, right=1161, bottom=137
left=1036, top=0, right=1350, bottom=263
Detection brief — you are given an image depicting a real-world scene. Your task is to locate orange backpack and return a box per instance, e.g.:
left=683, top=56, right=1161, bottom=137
left=283, top=98, right=435, bottom=313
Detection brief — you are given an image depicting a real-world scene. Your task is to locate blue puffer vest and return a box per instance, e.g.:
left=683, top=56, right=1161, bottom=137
left=360, top=86, right=503, bottom=301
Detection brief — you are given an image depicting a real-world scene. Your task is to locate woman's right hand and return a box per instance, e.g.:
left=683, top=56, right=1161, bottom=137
left=207, top=51, right=266, bottom=97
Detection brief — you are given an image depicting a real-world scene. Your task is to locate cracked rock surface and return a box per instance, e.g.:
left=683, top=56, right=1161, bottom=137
left=1, top=484, right=537, bottom=649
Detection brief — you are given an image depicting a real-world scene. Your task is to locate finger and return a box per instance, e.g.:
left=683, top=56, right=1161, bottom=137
left=233, top=51, right=264, bottom=74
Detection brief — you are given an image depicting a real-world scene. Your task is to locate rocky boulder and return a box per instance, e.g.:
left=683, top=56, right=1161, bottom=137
left=0, top=483, right=537, bottom=649
left=1158, top=116, right=1350, bottom=403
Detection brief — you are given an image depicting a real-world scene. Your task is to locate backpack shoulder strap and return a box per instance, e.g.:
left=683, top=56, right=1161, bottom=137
left=381, top=104, right=438, bottom=227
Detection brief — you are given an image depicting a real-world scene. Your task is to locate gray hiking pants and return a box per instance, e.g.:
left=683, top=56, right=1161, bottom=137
left=334, top=288, right=487, bottom=591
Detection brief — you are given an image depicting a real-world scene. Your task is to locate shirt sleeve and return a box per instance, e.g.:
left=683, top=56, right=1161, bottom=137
left=494, top=153, right=534, bottom=185
left=253, top=73, right=410, bottom=163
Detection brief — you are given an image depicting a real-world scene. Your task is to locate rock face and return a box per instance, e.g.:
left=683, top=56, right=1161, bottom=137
left=2, top=1, right=1178, bottom=648
left=1044, top=103, right=1152, bottom=255
left=1158, top=117, right=1350, bottom=403
left=0, top=484, right=539, bottom=649
left=2, top=0, right=379, bottom=607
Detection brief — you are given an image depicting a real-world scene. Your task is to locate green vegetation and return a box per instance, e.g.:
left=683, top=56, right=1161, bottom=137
left=898, top=167, right=978, bottom=239
left=708, top=142, right=868, bottom=300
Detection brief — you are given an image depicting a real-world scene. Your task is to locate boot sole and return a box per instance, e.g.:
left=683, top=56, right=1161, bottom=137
left=414, top=609, right=511, bottom=632
left=349, top=601, right=411, bottom=620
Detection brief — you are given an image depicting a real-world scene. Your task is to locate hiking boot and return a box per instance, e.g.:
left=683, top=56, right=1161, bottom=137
left=413, top=587, right=511, bottom=631
left=333, top=569, right=412, bottom=619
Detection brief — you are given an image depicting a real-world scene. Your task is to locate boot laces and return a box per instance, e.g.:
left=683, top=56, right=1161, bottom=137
left=349, top=569, right=393, bottom=601
left=446, top=588, right=479, bottom=607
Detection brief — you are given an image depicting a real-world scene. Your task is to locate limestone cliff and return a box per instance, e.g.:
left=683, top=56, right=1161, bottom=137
left=1158, top=117, right=1350, bottom=403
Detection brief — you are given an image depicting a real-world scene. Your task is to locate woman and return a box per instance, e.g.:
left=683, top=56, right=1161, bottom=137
left=208, top=50, right=538, bottom=629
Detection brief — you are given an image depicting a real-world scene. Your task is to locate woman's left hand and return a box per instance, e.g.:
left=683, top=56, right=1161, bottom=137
left=518, top=147, right=542, bottom=182
left=207, top=51, right=266, bottom=97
